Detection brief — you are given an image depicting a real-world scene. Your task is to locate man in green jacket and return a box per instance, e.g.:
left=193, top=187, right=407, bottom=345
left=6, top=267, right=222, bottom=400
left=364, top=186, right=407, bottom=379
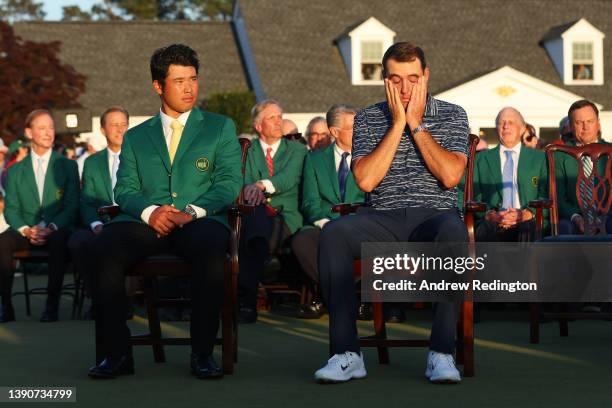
left=88, top=44, right=242, bottom=380
left=473, top=107, right=548, bottom=242
left=555, top=100, right=611, bottom=235
left=0, top=109, right=79, bottom=323
left=239, top=100, right=307, bottom=323
left=291, top=104, right=364, bottom=318
left=67, top=106, right=128, bottom=311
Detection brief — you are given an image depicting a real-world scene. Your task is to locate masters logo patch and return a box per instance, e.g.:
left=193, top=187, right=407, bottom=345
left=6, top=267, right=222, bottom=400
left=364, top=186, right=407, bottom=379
left=195, top=157, right=209, bottom=171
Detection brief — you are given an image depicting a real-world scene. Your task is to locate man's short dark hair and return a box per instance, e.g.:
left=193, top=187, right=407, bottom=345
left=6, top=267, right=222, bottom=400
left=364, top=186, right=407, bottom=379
left=24, top=109, right=52, bottom=129
left=382, top=42, right=426, bottom=76
left=568, top=99, right=599, bottom=120
left=150, top=44, right=199, bottom=86
left=100, top=106, right=129, bottom=128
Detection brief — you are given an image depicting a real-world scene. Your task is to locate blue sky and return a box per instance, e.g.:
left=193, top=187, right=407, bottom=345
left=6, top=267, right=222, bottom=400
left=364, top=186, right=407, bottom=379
left=42, top=0, right=99, bottom=20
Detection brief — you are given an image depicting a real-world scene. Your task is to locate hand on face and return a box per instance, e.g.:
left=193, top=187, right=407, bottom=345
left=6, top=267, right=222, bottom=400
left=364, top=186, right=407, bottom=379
left=406, top=68, right=429, bottom=130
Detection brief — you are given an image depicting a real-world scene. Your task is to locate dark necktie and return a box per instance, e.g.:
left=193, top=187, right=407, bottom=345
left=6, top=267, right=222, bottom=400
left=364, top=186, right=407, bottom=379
left=338, top=151, right=350, bottom=202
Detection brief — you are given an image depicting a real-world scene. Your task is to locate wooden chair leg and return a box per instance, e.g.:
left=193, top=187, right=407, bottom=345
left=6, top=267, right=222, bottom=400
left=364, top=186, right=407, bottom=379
left=143, top=277, right=165, bottom=363
left=22, top=264, right=31, bottom=317
left=529, top=303, right=540, bottom=344
left=222, top=263, right=234, bottom=375
left=372, top=302, right=389, bottom=364
left=461, top=301, right=474, bottom=377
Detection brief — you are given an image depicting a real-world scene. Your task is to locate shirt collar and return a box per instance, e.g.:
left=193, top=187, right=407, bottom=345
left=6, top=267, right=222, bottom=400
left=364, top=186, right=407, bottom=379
left=424, top=94, right=437, bottom=118
left=259, top=138, right=282, bottom=154
left=31, top=148, right=52, bottom=163
left=160, top=108, right=191, bottom=130
left=499, top=143, right=522, bottom=155
left=107, top=148, right=121, bottom=157
left=334, top=142, right=350, bottom=157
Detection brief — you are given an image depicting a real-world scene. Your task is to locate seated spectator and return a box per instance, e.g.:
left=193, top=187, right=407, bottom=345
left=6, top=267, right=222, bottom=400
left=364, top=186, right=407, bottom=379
left=473, top=107, right=547, bottom=242
left=291, top=104, right=364, bottom=319
left=522, top=123, right=539, bottom=149
left=556, top=100, right=611, bottom=235
left=0, top=109, right=79, bottom=323
left=68, top=106, right=129, bottom=316
left=239, top=99, right=307, bottom=323
left=305, top=116, right=332, bottom=151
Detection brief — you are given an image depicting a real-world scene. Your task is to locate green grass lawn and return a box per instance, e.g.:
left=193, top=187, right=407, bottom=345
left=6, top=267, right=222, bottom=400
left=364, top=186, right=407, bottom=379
left=1, top=275, right=611, bottom=408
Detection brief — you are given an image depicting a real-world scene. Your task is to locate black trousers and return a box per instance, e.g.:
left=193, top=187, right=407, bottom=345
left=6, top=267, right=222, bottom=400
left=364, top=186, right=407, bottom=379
left=238, top=205, right=290, bottom=309
left=68, top=228, right=97, bottom=298
left=475, top=219, right=535, bottom=242
left=318, top=207, right=468, bottom=355
left=291, top=227, right=320, bottom=284
left=0, top=228, right=70, bottom=307
left=92, top=219, right=228, bottom=358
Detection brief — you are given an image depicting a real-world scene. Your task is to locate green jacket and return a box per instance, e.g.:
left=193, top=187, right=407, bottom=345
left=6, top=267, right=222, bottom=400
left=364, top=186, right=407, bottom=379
left=5, top=150, right=79, bottom=231
left=473, top=145, right=548, bottom=223
left=113, top=108, right=243, bottom=228
left=244, top=138, right=307, bottom=234
left=554, top=141, right=609, bottom=220
left=301, top=143, right=365, bottom=225
left=81, top=149, right=114, bottom=227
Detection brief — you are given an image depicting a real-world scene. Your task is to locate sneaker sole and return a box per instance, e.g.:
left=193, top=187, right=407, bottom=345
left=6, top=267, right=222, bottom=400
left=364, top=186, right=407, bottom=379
left=315, top=374, right=367, bottom=384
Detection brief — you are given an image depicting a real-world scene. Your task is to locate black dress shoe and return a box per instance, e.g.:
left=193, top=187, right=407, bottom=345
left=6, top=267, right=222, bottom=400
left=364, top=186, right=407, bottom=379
left=357, top=303, right=373, bottom=321
left=40, top=305, right=58, bottom=322
left=239, top=307, right=257, bottom=324
left=190, top=354, right=223, bottom=379
left=297, top=302, right=325, bottom=319
left=88, top=355, right=135, bottom=379
left=0, top=304, right=15, bottom=323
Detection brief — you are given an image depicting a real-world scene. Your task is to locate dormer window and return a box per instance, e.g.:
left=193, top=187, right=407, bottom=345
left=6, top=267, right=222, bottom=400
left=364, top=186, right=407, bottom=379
left=361, top=41, right=383, bottom=81
left=572, top=42, right=593, bottom=80
left=541, top=18, right=605, bottom=86
left=335, top=17, right=395, bottom=85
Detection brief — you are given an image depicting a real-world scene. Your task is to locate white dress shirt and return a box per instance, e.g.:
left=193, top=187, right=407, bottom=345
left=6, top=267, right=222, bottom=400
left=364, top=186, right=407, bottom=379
left=140, top=109, right=206, bottom=225
left=257, top=138, right=282, bottom=194
left=499, top=143, right=522, bottom=208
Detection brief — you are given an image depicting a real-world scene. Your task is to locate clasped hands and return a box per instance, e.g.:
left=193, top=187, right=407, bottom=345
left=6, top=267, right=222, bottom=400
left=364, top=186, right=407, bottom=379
left=385, top=68, right=430, bottom=132
left=148, top=205, right=193, bottom=237
left=243, top=182, right=267, bottom=206
left=486, top=208, right=533, bottom=230
left=23, top=226, right=52, bottom=246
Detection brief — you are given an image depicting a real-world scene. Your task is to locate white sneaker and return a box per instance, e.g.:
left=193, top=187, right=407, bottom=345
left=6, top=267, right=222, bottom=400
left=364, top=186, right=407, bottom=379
left=425, top=351, right=461, bottom=383
left=314, top=351, right=367, bottom=383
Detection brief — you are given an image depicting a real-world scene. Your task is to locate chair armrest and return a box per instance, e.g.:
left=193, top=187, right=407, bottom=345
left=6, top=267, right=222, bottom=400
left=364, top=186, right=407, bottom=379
left=97, top=205, right=120, bottom=220
left=464, top=201, right=487, bottom=214
left=528, top=199, right=552, bottom=209
left=332, top=202, right=365, bottom=216
left=228, top=204, right=255, bottom=218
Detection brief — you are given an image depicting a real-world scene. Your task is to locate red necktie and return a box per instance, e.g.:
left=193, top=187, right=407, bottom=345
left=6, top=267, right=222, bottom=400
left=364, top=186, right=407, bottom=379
left=266, top=147, right=274, bottom=177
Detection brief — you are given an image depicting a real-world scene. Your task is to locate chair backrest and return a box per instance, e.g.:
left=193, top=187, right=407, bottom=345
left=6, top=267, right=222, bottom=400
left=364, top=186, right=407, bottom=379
left=544, top=143, right=612, bottom=235
left=238, top=137, right=252, bottom=205
left=463, top=134, right=480, bottom=208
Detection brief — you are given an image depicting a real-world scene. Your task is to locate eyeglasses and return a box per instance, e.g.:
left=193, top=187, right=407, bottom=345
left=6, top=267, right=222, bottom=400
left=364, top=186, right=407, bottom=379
left=283, top=132, right=302, bottom=141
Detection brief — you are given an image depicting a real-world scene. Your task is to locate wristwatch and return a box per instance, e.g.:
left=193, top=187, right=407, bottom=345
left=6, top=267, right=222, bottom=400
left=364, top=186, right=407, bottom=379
left=184, top=205, right=197, bottom=221
left=411, top=123, right=428, bottom=135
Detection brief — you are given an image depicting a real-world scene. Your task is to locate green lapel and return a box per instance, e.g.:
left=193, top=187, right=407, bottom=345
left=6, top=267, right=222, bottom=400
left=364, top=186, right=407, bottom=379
left=517, top=145, right=534, bottom=205
left=484, top=145, right=503, bottom=201
left=146, top=114, right=171, bottom=173
left=41, top=150, right=59, bottom=208
left=172, top=108, right=204, bottom=168
left=273, top=138, right=288, bottom=175
left=97, top=149, right=113, bottom=201
left=324, top=145, right=341, bottom=202
left=22, top=154, right=41, bottom=207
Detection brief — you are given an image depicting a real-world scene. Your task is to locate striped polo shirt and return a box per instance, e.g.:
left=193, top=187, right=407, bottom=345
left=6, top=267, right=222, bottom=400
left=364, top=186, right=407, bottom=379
left=352, top=96, right=469, bottom=210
